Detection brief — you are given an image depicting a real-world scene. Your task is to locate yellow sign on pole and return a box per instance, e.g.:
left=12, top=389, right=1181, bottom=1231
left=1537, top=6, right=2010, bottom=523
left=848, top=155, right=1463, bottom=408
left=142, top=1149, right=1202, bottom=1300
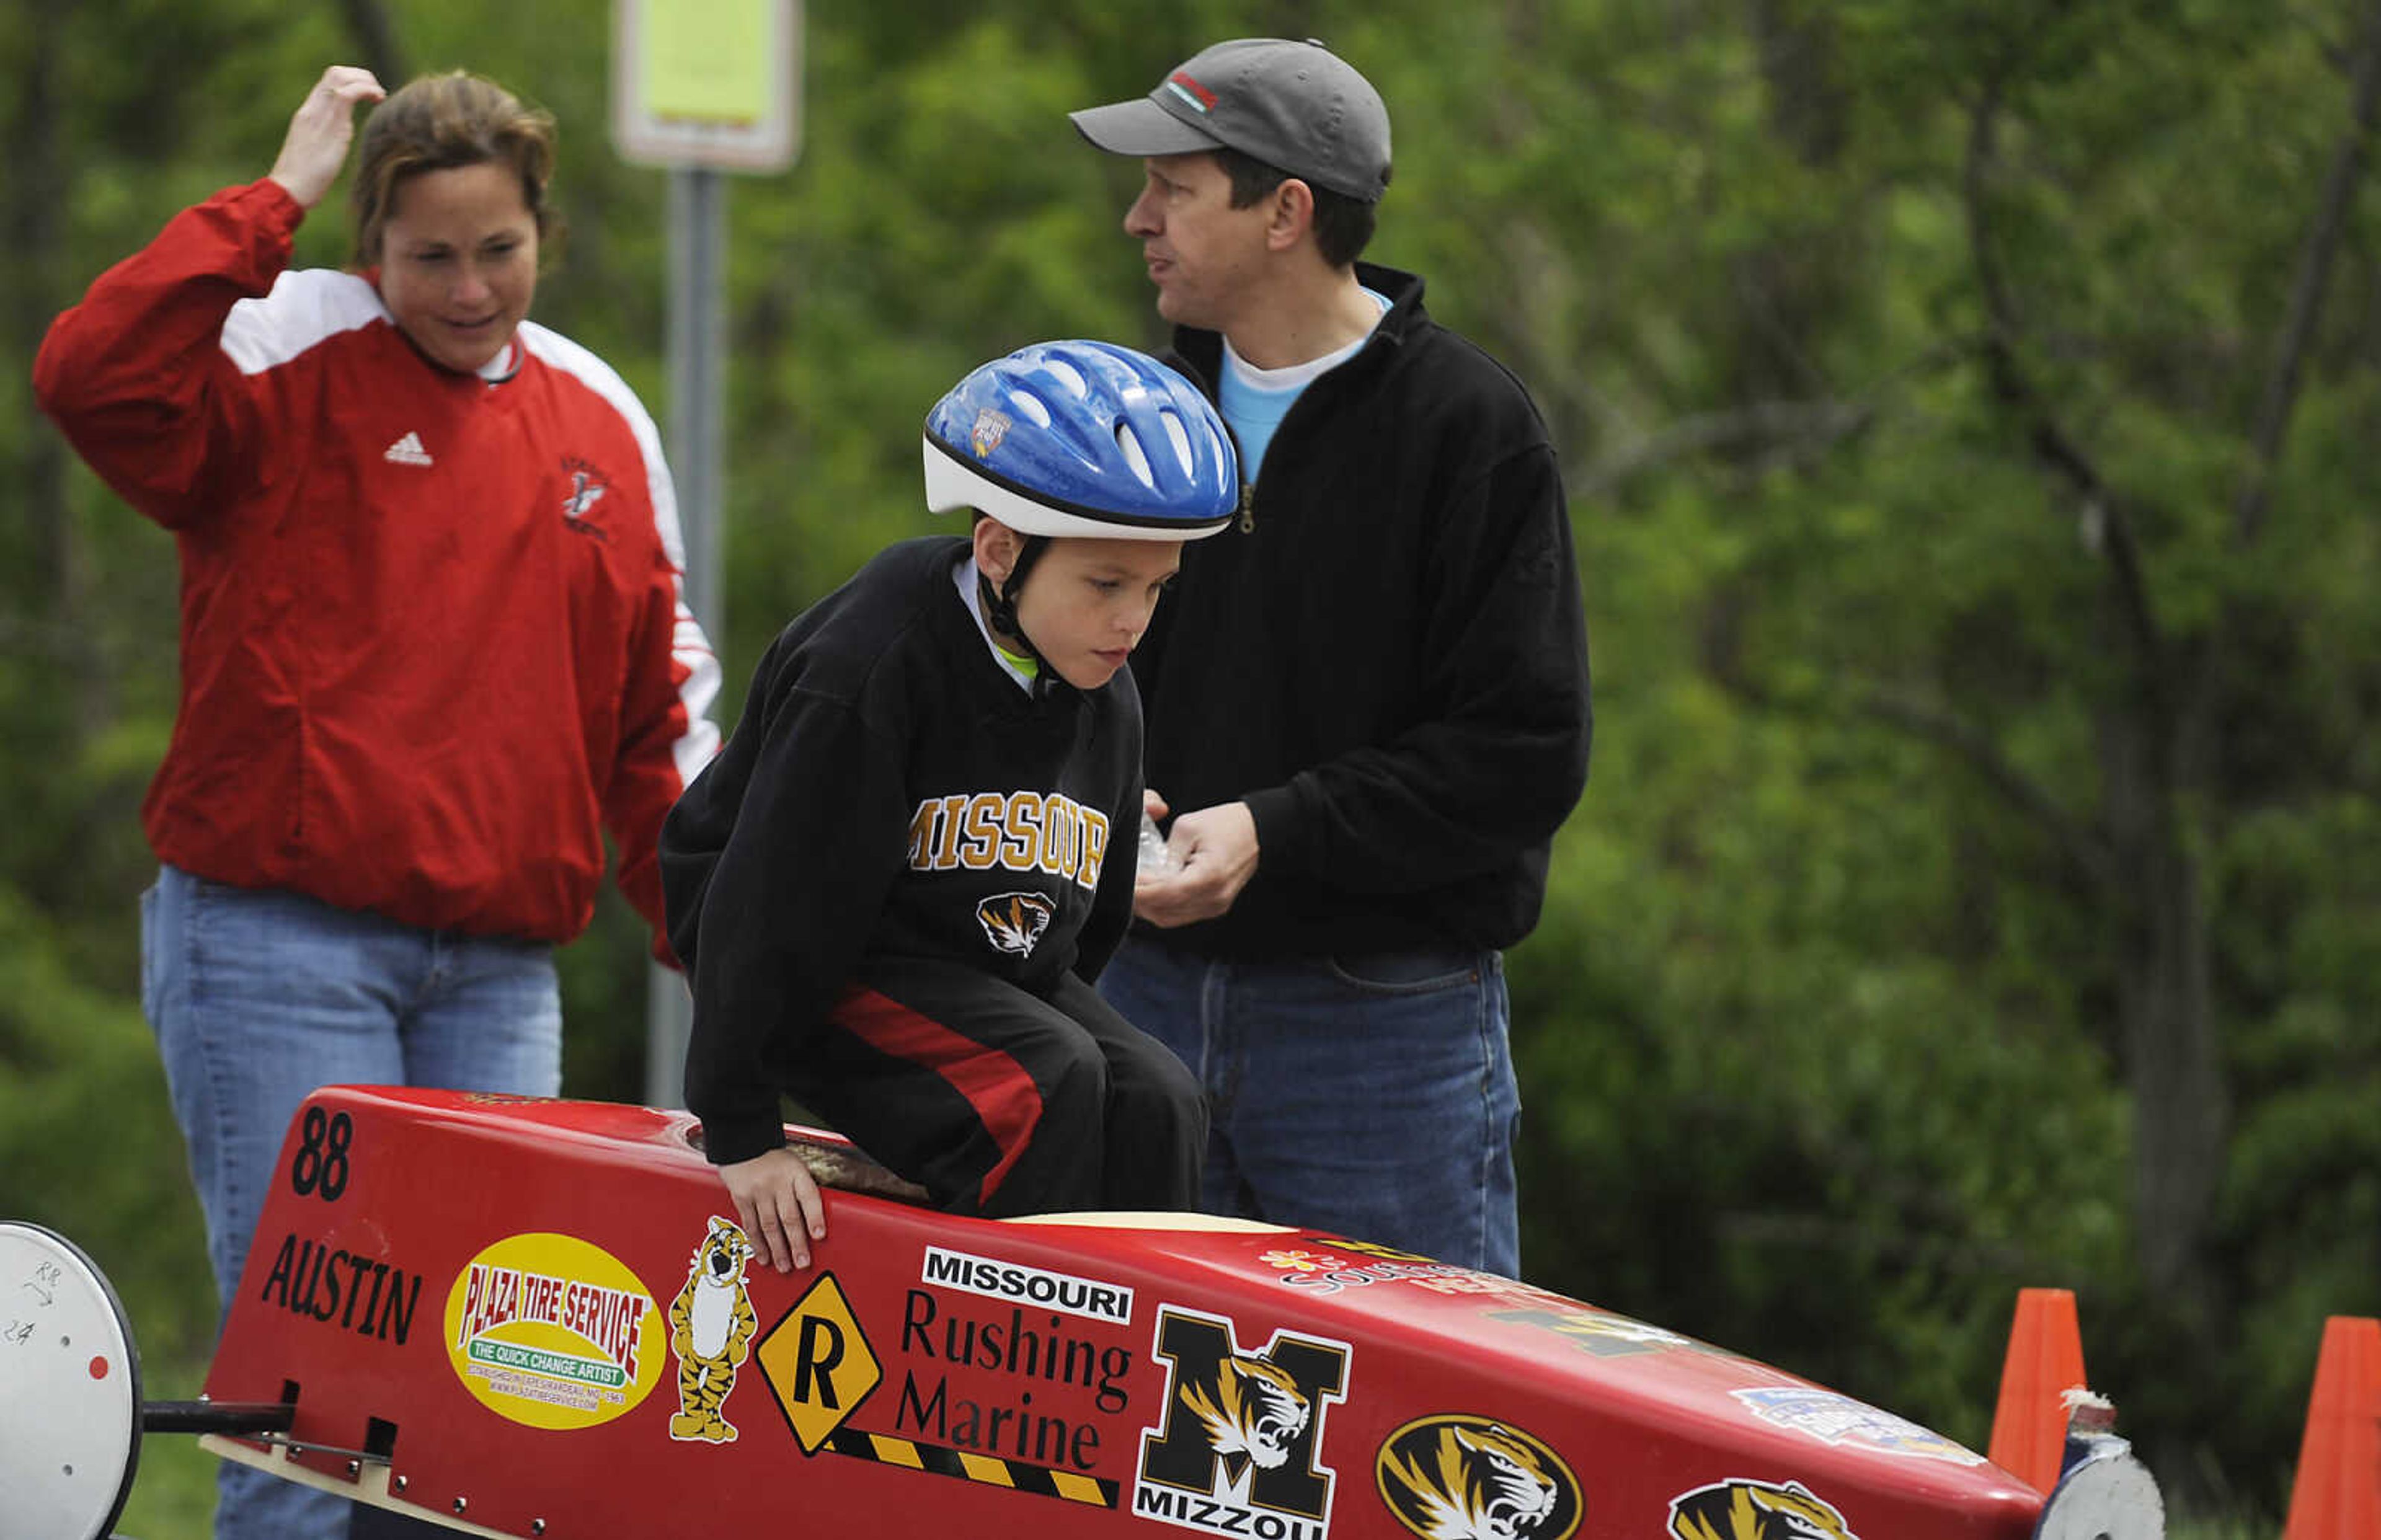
left=645, top=0, right=771, bottom=123
left=612, top=0, right=802, bottom=171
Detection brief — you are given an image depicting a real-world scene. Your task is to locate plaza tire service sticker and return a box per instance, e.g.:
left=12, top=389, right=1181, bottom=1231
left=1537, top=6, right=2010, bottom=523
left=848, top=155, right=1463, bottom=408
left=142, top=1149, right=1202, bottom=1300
left=443, top=1232, right=664, bottom=1430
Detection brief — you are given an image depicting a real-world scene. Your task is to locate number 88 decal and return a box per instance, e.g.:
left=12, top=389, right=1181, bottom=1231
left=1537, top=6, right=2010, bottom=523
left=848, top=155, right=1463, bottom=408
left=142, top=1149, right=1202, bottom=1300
left=290, top=1104, right=353, bottom=1201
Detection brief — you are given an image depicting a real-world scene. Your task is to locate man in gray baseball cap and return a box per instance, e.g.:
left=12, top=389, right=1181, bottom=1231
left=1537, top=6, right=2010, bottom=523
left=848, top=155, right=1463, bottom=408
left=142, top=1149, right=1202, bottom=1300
left=1069, top=37, right=1391, bottom=203
left=1071, top=40, right=1594, bottom=1281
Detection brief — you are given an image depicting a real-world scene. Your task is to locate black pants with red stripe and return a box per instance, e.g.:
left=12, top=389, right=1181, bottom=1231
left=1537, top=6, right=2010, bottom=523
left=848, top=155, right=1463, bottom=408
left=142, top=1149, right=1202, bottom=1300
left=794, top=957, right=1205, bottom=1217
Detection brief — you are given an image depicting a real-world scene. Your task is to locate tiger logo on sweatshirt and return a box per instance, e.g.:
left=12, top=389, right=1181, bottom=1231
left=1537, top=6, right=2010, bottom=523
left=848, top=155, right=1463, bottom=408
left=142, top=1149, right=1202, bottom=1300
left=976, top=891, right=1055, bottom=958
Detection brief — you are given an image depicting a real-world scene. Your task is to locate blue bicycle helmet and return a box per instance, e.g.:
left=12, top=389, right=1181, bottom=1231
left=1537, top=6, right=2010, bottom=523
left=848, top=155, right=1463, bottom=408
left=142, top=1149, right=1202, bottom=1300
left=923, top=339, right=1239, bottom=539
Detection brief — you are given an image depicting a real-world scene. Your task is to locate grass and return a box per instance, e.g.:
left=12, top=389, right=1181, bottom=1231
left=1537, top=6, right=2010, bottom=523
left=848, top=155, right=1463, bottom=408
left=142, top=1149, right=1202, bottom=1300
left=2170, top=1515, right=2281, bottom=1540
left=114, top=1436, right=217, bottom=1540
left=111, top=1354, right=216, bottom=1540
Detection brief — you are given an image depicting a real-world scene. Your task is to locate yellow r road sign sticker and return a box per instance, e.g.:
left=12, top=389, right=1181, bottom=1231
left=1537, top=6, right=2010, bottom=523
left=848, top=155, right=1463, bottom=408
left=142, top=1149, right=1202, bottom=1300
left=755, top=1272, right=880, bottom=1453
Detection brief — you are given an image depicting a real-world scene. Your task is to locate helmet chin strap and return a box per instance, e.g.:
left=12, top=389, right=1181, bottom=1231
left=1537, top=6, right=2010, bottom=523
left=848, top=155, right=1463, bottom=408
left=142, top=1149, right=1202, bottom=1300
left=980, top=534, right=1055, bottom=697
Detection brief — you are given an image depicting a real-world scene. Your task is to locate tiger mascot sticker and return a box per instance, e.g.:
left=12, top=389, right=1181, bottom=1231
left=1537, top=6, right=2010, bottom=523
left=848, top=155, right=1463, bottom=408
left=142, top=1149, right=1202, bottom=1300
left=668, top=1216, right=758, bottom=1443
left=1376, top=1415, right=1583, bottom=1540
left=1667, top=1477, right=1861, bottom=1540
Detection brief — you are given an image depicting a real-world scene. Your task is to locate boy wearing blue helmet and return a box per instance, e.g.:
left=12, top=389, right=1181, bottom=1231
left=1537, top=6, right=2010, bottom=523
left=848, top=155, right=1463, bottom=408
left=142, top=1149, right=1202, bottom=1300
left=660, top=340, right=1237, bottom=1273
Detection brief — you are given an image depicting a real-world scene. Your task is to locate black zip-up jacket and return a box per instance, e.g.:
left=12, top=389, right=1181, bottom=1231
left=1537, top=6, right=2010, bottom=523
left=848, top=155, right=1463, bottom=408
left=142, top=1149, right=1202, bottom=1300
left=1137, top=263, right=1592, bottom=958
left=662, top=537, right=1142, bottom=1164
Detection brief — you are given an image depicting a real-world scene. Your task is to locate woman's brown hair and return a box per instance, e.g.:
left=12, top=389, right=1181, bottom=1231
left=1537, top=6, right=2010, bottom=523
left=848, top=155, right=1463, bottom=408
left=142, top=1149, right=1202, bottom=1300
left=348, top=71, right=562, bottom=267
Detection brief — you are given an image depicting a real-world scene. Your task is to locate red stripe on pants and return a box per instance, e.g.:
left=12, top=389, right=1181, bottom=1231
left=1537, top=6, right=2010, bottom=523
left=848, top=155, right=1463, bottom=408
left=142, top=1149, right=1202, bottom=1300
left=831, top=984, right=1044, bottom=1207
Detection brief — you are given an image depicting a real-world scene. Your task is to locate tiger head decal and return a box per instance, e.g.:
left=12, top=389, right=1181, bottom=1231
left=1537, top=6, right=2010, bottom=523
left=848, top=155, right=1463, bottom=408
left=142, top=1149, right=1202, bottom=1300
left=976, top=891, right=1055, bottom=958
left=1668, top=1479, right=1860, bottom=1540
left=1179, top=1350, right=1313, bottom=1471
left=1377, top=1416, right=1583, bottom=1540
left=694, top=1215, right=753, bottom=1285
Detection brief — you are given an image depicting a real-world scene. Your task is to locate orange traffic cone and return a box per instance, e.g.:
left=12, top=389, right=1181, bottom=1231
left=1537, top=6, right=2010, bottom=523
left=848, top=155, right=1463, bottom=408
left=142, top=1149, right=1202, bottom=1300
left=1988, top=1286, right=2089, bottom=1492
left=2281, top=1316, right=2381, bottom=1540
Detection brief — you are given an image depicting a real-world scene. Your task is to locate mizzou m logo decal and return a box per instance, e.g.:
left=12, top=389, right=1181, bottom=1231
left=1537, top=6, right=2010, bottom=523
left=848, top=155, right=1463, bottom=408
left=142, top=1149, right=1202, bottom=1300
left=1133, top=1307, right=1350, bottom=1540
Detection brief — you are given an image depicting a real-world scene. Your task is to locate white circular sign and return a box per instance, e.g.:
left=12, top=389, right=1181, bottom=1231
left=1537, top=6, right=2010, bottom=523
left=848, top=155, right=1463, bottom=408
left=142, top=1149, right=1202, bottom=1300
left=0, top=1222, right=140, bottom=1540
left=2036, top=1442, right=2168, bottom=1540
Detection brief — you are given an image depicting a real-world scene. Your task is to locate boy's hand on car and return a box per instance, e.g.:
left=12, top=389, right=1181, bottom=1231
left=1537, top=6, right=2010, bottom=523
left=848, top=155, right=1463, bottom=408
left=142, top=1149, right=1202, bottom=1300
left=719, top=1147, right=826, bottom=1273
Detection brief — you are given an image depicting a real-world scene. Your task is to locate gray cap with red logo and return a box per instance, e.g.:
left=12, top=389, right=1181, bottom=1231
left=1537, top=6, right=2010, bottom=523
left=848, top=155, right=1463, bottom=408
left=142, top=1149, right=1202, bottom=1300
left=1069, top=37, right=1392, bottom=203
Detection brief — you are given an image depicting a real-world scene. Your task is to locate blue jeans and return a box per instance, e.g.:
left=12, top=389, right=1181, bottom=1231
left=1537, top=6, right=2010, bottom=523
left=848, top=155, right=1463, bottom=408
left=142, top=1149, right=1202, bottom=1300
left=1097, top=934, right=1520, bottom=1275
left=142, top=864, right=561, bottom=1540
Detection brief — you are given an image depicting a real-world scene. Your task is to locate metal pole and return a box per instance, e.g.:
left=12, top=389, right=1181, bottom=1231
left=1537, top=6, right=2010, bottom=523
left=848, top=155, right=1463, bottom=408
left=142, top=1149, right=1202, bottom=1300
left=646, top=165, right=727, bottom=1109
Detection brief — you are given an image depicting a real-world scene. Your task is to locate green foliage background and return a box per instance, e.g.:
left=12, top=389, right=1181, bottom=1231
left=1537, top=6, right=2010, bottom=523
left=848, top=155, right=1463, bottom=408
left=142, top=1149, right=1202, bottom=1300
left=6, top=1, right=2378, bottom=1535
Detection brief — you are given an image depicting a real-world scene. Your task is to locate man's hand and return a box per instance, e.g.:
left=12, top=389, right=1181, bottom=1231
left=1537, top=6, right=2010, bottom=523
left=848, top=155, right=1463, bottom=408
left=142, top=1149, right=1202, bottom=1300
left=268, top=66, right=386, bottom=210
left=717, top=1147, right=826, bottom=1273
left=1132, top=800, right=1259, bottom=926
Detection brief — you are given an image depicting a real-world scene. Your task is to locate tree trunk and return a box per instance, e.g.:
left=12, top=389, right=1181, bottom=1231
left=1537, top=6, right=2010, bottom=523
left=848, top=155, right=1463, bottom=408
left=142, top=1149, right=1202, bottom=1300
left=337, top=0, right=409, bottom=85
left=2096, top=694, right=2227, bottom=1310
left=7, top=0, right=106, bottom=746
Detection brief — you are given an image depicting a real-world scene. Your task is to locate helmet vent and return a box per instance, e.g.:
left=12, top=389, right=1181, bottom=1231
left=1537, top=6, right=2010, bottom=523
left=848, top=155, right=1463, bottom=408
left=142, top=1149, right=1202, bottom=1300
left=1041, top=358, right=1089, bottom=399
left=1159, top=410, right=1195, bottom=478
left=1115, top=423, right=1155, bottom=488
left=1006, top=389, right=1053, bottom=429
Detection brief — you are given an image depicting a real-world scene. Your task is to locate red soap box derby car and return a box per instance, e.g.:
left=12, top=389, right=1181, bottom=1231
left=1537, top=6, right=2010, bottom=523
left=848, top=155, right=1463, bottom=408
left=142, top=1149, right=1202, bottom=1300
left=4, top=1086, right=2161, bottom=1539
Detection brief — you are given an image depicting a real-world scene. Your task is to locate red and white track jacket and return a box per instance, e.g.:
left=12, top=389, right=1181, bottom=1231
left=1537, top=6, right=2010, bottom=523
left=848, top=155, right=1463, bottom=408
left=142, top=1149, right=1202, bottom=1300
left=34, top=179, right=721, bottom=954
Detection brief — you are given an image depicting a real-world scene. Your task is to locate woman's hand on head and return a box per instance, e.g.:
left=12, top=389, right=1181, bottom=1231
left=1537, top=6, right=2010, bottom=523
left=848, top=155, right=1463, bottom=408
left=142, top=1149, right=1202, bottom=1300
left=268, top=66, right=386, bottom=210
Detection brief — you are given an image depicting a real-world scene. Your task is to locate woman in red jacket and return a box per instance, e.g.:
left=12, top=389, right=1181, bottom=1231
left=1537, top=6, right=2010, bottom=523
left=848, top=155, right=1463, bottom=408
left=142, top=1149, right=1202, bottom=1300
left=33, top=64, right=719, bottom=1540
